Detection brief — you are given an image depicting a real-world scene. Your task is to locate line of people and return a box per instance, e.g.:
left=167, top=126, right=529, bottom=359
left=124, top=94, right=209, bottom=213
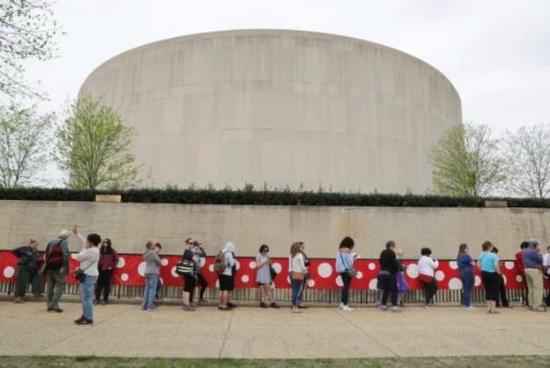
left=10, top=231, right=550, bottom=324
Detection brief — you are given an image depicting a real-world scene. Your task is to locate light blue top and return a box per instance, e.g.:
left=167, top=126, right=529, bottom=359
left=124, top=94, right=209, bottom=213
left=336, top=251, right=354, bottom=273
left=479, top=251, right=499, bottom=273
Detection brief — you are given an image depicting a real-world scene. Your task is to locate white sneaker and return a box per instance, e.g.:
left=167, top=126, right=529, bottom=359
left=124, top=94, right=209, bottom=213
left=464, top=306, right=475, bottom=311
left=378, top=305, right=387, bottom=311
left=342, top=305, right=354, bottom=312
left=391, top=306, right=402, bottom=313
left=339, top=302, right=344, bottom=309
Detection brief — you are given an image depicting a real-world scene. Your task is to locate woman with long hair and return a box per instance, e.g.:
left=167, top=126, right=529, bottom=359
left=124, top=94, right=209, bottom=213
left=256, top=244, right=279, bottom=308
left=457, top=243, right=475, bottom=310
left=289, top=241, right=308, bottom=313
left=335, top=236, right=356, bottom=311
left=95, top=238, right=118, bottom=305
left=479, top=241, right=501, bottom=314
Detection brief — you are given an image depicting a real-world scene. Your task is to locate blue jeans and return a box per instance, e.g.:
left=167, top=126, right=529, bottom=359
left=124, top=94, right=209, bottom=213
left=461, top=272, right=474, bottom=307
left=80, top=274, right=98, bottom=321
left=291, top=279, right=303, bottom=306
left=340, top=273, right=352, bottom=305
left=143, top=274, right=159, bottom=310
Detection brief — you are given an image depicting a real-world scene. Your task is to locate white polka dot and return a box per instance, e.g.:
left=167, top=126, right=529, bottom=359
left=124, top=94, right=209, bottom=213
left=335, top=275, right=343, bottom=287
left=516, top=274, right=524, bottom=283
left=198, top=258, right=206, bottom=268
left=435, top=270, right=445, bottom=281
left=137, top=262, right=146, bottom=277
left=502, top=275, right=507, bottom=285
left=368, top=263, right=376, bottom=271
left=120, top=273, right=129, bottom=282
left=406, top=264, right=418, bottom=278
left=171, top=266, right=180, bottom=278
left=307, top=279, right=316, bottom=288
left=474, top=275, right=482, bottom=287
left=317, top=263, right=333, bottom=278
left=241, top=275, right=249, bottom=283
left=235, top=260, right=240, bottom=271
left=249, top=261, right=256, bottom=269
left=449, top=261, right=458, bottom=270
left=448, top=278, right=462, bottom=290
left=356, top=271, right=363, bottom=279
left=161, top=258, right=169, bottom=266
left=272, top=263, right=282, bottom=274
left=504, top=261, right=515, bottom=270
left=116, top=257, right=125, bottom=268
left=3, top=266, right=15, bottom=278
left=208, top=264, right=214, bottom=272
left=368, top=278, right=378, bottom=290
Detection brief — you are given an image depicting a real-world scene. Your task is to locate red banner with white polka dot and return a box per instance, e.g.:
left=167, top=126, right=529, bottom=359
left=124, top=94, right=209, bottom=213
left=0, top=250, right=543, bottom=290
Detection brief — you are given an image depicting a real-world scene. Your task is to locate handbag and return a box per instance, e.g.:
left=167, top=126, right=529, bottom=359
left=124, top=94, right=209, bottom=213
left=418, top=273, right=434, bottom=284
left=291, top=271, right=305, bottom=281
left=73, top=260, right=94, bottom=283
left=175, top=259, right=195, bottom=276
left=339, top=252, right=357, bottom=277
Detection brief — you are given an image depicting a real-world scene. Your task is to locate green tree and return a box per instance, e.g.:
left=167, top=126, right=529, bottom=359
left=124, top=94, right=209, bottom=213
left=0, top=0, right=61, bottom=99
left=503, top=124, right=550, bottom=198
left=430, top=123, right=505, bottom=197
left=54, top=97, right=140, bottom=190
left=0, top=104, right=54, bottom=188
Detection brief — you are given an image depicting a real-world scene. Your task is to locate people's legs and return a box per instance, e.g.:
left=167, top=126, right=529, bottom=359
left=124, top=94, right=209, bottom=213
left=146, top=274, right=159, bottom=310
left=15, top=267, right=30, bottom=298
left=422, top=281, right=430, bottom=305
left=95, top=271, right=104, bottom=302
left=461, top=273, right=474, bottom=307
left=197, top=273, right=208, bottom=300
left=525, top=269, right=536, bottom=307
left=46, top=272, right=55, bottom=308
left=142, top=275, right=150, bottom=309
left=531, top=269, right=544, bottom=308
left=341, top=273, right=351, bottom=306
left=389, top=274, right=398, bottom=306
left=297, top=278, right=307, bottom=305
left=82, top=275, right=98, bottom=321
left=265, top=284, right=275, bottom=303
left=103, top=269, right=113, bottom=302
left=182, top=275, right=195, bottom=307
left=30, top=270, right=43, bottom=296
left=380, top=275, right=390, bottom=306
left=291, top=279, right=301, bottom=306
left=429, top=279, right=438, bottom=305
left=499, top=274, right=509, bottom=307
left=51, top=271, right=66, bottom=308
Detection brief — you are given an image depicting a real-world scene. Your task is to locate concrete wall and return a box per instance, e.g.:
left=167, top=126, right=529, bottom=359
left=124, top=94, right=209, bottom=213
left=79, top=29, right=462, bottom=194
left=2, top=200, right=548, bottom=259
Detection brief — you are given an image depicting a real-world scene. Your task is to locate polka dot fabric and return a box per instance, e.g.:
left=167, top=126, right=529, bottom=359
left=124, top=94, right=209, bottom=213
left=0, top=250, right=545, bottom=289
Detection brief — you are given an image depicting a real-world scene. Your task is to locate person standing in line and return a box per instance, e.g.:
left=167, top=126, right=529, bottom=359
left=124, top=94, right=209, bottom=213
left=417, top=247, right=439, bottom=308
left=218, top=242, right=237, bottom=311
left=72, top=225, right=101, bottom=325
left=457, top=243, right=475, bottom=310
left=523, top=239, right=546, bottom=312
left=335, top=237, right=356, bottom=312
left=479, top=241, right=501, bottom=314
left=297, top=249, right=311, bottom=309
left=515, top=241, right=530, bottom=306
left=255, top=244, right=279, bottom=309
left=13, top=239, right=43, bottom=303
left=289, top=241, right=308, bottom=313
left=543, top=246, right=550, bottom=306
left=95, top=238, right=118, bottom=305
left=181, top=240, right=198, bottom=311
left=44, top=230, right=71, bottom=313
left=395, top=249, right=409, bottom=307
left=378, top=241, right=401, bottom=312
left=142, top=241, right=162, bottom=311
left=491, top=247, right=510, bottom=308
left=190, top=239, right=209, bottom=305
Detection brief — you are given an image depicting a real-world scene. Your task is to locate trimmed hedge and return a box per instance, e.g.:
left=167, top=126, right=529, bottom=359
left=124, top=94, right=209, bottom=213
left=2, top=187, right=550, bottom=208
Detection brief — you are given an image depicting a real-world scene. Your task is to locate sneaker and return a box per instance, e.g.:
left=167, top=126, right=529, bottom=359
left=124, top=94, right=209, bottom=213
left=378, top=305, right=387, bottom=311
left=297, top=304, right=308, bottom=309
left=190, top=302, right=198, bottom=308
left=270, top=302, right=280, bottom=309
left=75, top=318, right=93, bottom=325
left=227, top=302, right=237, bottom=309
left=342, top=305, right=354, bottom=312
left=182, top=304, right=196, bottom=311
left=260, top=302, right=269, bottom=308
left=48, top=306, right=63, bottom=313
left=198, top=299, right=208, bottom=306
left=464, top=306, right=475, bottom=311
left=218, top=306, right=231, bottom=311
left=339, top=302, right=344, bottom=309
left=101, top=300, right=108, bottom=305
left=14, top=297, right=24, bottom=304
left=391, top=306, right=402, bottom=313
left=74, top=316, right=85, bottom=324
left=291, top=306, right=302, bottom=313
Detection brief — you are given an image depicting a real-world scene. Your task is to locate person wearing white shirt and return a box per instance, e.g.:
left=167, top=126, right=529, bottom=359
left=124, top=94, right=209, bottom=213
left=417, top=247, right=439, bottom=307
left=71, top=225, right=101, bottom=325
left=218, top=242, right=237, bottom=311
left=289, top=241, right=308, bottom=313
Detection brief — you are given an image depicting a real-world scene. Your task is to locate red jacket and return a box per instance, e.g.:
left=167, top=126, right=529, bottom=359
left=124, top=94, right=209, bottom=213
left=98, top=250, right=119, bottom=271
left=515, top=250, right=524, bottom=274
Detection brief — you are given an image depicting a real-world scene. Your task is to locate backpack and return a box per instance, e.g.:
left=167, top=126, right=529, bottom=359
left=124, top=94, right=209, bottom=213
left=47, top=240, right=64, bottom=270
left=213, top=251, right=227, bottom=275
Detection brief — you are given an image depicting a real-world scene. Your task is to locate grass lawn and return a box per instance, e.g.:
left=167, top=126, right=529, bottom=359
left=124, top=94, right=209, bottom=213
left=1, top=356, right=549, bottom=368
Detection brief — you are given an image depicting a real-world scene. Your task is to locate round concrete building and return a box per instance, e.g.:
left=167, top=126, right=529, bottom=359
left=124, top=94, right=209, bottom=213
left=80, top=29, right=462, bottom=193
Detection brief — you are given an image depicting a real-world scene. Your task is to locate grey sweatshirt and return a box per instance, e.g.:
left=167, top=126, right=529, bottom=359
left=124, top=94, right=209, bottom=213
left=143, top=250, right=162, bottom=275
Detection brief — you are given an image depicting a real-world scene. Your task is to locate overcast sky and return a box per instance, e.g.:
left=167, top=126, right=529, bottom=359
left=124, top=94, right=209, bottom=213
left=24, top=0, right=550, bottom=184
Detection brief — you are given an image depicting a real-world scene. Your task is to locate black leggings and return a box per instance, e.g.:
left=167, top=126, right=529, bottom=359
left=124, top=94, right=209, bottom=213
left=421, top=279, right=437, bottom=305
left=190, top=273, right=208, bottom=302
left=95, top=269, right=113, bottom=302
left=379, top=273, right=397, bottom=306
left=481, top=271, right=499, bottom=302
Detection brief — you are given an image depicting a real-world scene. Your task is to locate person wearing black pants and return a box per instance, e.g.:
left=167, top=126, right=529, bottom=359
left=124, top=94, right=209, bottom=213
left=190, top=240, right=208, bottom=304
left=491, top=247, right=510, bottom=308
left=191, top=272, right=207, bottom=304
left=378, top=241, right=401, bottom=312
left=422, top=278, right=438, bottom=306
left=95, top=238, right=118, bottom=304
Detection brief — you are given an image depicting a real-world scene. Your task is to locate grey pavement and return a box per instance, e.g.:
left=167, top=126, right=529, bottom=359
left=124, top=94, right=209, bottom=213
left=0, top=301, right=548, bottom=358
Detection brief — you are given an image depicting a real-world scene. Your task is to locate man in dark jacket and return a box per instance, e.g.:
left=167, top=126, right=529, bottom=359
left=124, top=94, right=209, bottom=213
left=13, top=239, right=43, bottom=303
left=378, top=240, right=401, bottom=312
left=44, top=230, right=71, bottom=312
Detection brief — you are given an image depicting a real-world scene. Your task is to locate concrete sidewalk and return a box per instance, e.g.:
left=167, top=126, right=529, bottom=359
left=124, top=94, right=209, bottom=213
left=0, top=302, right=548, bottom=359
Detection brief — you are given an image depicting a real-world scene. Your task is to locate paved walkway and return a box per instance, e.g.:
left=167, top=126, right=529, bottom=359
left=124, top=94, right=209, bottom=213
left=0, top=302, right=548, bottom=358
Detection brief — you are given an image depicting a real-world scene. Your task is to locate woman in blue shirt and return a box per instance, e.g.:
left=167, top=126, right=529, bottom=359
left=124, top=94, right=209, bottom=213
left=336, top=236, right=356, bottom=312
left=478, top=241, right=501, bottom=314
left=457, top=243, right=475, bottom=310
